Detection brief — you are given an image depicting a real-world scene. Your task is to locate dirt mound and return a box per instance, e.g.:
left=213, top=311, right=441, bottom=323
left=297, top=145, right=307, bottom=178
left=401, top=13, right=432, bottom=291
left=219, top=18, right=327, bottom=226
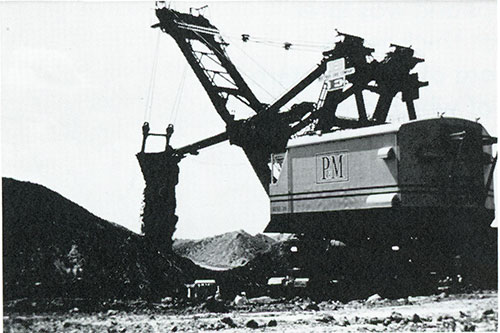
left=2, top=178, right=203, bottom=303
left=173, top=230, right=276, bottom=269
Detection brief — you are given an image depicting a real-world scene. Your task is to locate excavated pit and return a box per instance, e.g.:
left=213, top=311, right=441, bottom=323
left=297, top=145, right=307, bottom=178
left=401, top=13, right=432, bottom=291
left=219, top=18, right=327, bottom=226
left=137, top=150, right=181, bottom=253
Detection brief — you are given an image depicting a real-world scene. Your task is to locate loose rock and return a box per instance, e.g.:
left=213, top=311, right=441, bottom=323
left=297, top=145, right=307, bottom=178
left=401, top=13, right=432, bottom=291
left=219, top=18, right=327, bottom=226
left=316, top=315, right=334, bottom=323
left=304, top=302, right=320, bottom=311
left=161, top=297, right=173, bottom=303
left=411, top=313, right=422, bottom=323
left=107, top=310, right=118, bottom=316
left=463, top=322, right=476, bottom=332
left=249, top=296, right=275, bottom=304
left=482, top=309, right=495, bottom=317
left=438, top=292, right=448, bottom=299
left=368, top=317, right=382, bottom=325
left=246, top=319, right=259, bottom=329
left=442, top=318, right=456, bottom=331
left=220, top=317, right=236, bottom=328
left=268, top=319, right=278, bottom=327
left=390, top=311, right=403, bottom=323
left=366, top=294, right=382, bottom=304
left=203, top=298, right=228, bottom=313
left=339, top=316, right=350, bottom=326
left=234, top=293, right=248, bottom=306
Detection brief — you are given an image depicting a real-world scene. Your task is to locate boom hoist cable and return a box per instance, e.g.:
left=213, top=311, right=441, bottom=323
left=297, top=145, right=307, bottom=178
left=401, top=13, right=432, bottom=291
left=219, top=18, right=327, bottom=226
left=240, top=33, right=332, bottom=52
left=137, top=5, right=429, bottom=252
left=153, top=6, right=427, bottom=160
left=236, top=46, right=287, bottom=91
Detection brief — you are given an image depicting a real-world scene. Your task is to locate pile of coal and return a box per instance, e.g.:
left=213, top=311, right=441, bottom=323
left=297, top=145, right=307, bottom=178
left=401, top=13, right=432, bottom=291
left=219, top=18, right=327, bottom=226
left=2, top=178, right=203, bottom=308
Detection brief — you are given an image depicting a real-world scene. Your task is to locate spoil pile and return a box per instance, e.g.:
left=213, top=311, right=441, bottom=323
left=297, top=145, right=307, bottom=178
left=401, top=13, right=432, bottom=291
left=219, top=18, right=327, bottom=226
left=2, top=178, right=203, bottom=305
left=173, top=230, right=276, bottom=269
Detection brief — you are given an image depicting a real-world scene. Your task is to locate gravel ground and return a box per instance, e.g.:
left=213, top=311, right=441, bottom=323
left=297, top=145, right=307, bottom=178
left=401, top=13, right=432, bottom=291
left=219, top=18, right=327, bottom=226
left=4, top=291, right=497, bottom=332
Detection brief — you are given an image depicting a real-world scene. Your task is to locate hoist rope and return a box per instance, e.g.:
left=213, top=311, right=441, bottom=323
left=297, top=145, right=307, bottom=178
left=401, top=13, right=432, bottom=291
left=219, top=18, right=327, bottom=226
left=144, top=29, right=161, bottom=123
left=171, top=9, right=333, bottom=55
left=170, top=63, right=188, bottom=125
left=227, top=32, right=333, bottom=52
left=179, top=26, right=332, bottom=52
left=242, top=41, right=327, bottom=53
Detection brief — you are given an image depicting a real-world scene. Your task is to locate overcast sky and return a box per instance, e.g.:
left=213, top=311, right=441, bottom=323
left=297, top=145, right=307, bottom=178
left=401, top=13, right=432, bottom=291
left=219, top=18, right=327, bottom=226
left=1, top=1, right=497, bottom=239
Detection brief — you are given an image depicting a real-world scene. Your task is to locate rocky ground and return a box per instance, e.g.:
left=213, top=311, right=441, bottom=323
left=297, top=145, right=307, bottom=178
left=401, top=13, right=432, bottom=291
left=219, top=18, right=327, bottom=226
left=4, top=290, right=497, bottom=332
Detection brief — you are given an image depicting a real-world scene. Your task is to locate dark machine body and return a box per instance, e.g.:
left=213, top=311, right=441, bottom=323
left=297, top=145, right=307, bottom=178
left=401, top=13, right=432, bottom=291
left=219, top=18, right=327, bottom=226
left=266, top=117, right=496, bottom=296
left=139, top=3, right=497, bottom=296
